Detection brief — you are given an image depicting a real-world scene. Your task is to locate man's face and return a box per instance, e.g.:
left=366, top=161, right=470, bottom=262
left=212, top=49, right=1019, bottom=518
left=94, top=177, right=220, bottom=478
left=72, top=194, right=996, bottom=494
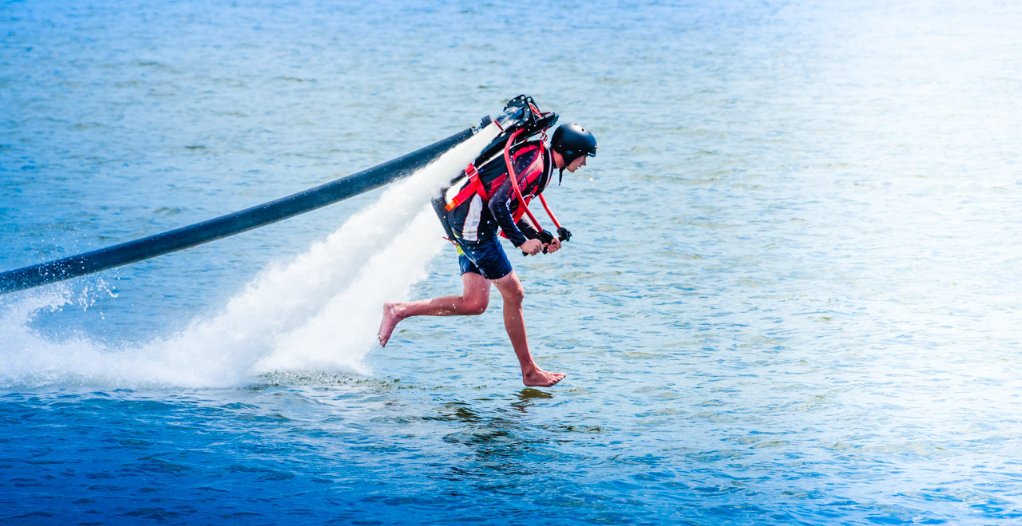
left=564, top=155, right=588, bottom=173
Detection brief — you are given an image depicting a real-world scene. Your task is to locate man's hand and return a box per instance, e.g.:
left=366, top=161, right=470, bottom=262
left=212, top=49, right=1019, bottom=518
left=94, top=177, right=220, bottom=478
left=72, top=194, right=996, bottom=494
left=545, top=237, right=561, bottom=254
left=521, top=239, right=544, bottom=256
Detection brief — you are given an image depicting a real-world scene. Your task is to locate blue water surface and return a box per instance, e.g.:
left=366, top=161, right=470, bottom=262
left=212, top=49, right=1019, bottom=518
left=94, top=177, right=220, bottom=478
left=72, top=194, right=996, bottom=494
left=3, top=0, right=1022, bottom=524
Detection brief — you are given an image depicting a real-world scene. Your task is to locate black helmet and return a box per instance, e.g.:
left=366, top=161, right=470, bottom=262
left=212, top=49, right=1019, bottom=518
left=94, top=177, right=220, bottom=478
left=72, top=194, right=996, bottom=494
left=551, top=124, right=597, bottom=165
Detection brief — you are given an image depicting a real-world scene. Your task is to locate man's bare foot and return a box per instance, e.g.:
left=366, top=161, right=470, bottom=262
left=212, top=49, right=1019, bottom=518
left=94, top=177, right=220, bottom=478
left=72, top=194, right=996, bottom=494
left=522, top=369, right=566, bottom=387
left=378, top=302, right=404, bottom=347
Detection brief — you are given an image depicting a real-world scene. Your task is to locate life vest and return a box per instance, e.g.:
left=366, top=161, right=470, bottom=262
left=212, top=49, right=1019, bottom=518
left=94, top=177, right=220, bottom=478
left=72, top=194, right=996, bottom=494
left=444, top=143, right=546, bottom=226
left=444, top=127, right=569, bottom=246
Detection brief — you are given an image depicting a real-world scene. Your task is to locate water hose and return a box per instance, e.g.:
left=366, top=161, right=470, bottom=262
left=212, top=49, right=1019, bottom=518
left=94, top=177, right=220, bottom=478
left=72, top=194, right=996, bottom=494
left=0, top=122, right=487, bottom=295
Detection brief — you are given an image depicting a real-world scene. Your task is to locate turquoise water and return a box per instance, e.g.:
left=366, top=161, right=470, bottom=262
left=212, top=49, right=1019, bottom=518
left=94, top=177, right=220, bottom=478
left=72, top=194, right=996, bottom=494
left=3, top=0, right=1022, bottom=524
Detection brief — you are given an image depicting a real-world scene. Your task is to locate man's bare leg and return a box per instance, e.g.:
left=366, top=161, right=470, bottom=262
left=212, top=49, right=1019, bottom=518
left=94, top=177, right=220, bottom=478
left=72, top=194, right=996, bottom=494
left=378, top=272, right=490, bottom=347
left=491, top=271, right=566, bottom=387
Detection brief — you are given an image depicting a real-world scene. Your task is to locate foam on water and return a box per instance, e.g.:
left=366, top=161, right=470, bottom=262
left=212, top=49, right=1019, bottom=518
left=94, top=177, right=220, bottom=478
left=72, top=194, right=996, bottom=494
left=0, top=124, right=502, bottom=389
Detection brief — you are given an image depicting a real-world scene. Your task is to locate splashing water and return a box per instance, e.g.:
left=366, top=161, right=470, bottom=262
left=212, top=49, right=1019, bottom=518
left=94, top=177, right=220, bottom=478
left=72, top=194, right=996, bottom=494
left=0, top=124, right=502, bottom=389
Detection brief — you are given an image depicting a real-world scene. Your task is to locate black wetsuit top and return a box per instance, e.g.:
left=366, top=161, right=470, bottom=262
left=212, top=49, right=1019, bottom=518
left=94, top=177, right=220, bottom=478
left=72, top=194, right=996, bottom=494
left=436, top=140, right=554, bottom=247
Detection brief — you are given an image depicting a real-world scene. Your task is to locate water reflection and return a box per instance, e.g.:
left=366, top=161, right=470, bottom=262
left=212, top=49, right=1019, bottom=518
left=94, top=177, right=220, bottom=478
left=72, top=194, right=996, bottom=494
left=512, top=387, right=553, bottom=411
left=426, top=391, right=561, bottom=489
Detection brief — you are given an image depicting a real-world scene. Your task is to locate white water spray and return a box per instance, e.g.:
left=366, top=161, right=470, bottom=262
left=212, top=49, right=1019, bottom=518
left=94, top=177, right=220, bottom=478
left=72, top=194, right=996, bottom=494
left=0, top=124, right=502, bottom=389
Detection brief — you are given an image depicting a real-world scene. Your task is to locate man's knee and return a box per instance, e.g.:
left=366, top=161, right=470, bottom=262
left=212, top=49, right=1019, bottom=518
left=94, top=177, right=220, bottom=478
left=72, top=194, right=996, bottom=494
left=462, top=296, right=488, bottom=315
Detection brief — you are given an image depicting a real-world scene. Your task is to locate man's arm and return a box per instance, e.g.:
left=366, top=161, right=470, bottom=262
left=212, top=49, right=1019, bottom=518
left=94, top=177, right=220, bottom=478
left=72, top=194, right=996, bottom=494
left=488, top=146, right=547, bottom=254
left=488, top=181, right=529, bottom=247
left=515, top=216, right=542, bottom=241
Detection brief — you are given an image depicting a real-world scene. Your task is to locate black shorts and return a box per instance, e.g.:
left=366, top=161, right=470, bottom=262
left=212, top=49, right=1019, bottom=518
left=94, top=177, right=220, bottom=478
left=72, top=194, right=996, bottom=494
left=433, top=195, right=513, bottom=281
left=456, top=236, right=513, bottom=280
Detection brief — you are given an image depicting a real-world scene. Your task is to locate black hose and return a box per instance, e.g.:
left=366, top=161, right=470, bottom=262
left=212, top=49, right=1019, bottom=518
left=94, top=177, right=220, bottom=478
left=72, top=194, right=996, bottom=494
left=0, top=125, right=481, bottom=295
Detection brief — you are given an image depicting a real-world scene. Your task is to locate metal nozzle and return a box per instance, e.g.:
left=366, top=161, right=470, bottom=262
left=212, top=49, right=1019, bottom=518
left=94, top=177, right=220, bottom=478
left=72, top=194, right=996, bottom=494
left=491, top=95, right=559, bottom=136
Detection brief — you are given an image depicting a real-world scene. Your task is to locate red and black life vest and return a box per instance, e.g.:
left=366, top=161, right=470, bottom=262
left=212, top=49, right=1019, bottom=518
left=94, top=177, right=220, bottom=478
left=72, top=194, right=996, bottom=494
left=445, top=142, right=548, bottom=224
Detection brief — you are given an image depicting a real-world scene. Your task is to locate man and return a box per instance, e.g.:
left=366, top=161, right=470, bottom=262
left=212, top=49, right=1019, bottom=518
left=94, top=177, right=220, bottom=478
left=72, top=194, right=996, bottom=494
left=377, top=123, right=597, bottom=387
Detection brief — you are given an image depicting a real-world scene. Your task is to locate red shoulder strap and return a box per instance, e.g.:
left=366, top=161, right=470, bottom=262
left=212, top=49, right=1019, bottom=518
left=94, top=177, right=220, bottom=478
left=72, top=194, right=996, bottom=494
left=445, top=163, right=485, bottom=211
